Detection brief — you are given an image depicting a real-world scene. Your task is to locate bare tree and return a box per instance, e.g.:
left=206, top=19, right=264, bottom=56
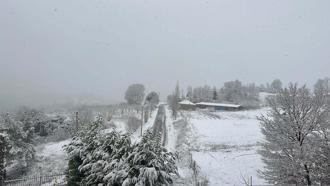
left=258, top=83, right=329, bottom=185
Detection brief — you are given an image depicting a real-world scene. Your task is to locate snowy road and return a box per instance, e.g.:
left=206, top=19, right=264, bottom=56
left=152, top=105, right=167, bottom=146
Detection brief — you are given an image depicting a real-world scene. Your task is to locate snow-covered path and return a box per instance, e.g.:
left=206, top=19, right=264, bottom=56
left=151, top=105, right=167, bottom=146
left=165, top=106, right=177, bottom=152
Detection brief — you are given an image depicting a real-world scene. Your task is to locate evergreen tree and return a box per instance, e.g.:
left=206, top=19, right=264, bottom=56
left=186, top=86, right=193, bottom=101
left=212, top=87, right=218, bottom=101
left=168, top=82, right=180, bottom=119
left=270, top=79, right=282, bottom=93
left=67, top=155, right=84, bottom=186
left=65, top=125, right=178, bottom=186
left=65, top=116, right=105, bottom=185
left=123, top=130, right=177, bottom=186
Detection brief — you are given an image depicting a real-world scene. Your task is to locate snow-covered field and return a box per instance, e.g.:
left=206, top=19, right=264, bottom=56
left=184, top=108, right=269, bottom=186
left=27, top=139, right=71, bottom=177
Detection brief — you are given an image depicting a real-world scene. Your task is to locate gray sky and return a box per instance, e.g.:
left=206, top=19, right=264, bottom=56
left=0, top=0, right=329, bottom=108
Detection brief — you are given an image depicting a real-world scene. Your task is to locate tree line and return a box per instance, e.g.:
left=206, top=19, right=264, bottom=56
left=167, top=79, right=284, bottom=118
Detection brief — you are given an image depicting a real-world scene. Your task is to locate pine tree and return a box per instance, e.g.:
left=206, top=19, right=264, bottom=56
left=212, top=87, right=218, bottom=101
left=65, top=117, right=105, bottom=185
left=123, top=130, right=177, bottom=186
left=168, top=82, right=180, bottom=119
left=186, top=86, right=193, bottom=101
left=65, top=121, right=178, bottom=186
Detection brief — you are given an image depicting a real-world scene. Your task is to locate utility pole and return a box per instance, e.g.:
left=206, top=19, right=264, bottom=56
left=140, top=106, right=144, bottom=136
left=75, top=111, right=79, bottom=133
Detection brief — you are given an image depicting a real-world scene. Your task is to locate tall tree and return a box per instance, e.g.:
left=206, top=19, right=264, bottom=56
left=314, top=78, right=329, bottom=95
left=145, top=92, right=160, bottom=108
left=186, top=86, right=193, bottom=101
left=271, top=79, right=282, bottom=93
left=221, top=80, right=243, bottom=102
left=258, top=83, right=329, bottom=185
left=212, top=86, right=218, bottom=101
left=168, top=82, right=180, bottom=119
left=125, top=84, right=145, bottom=105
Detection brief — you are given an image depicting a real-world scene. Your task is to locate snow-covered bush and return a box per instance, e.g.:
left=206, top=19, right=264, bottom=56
left=15, top=107, right=70, bottom=141
left=65, top=118, right=178, bottom=186
left=123, top=131, right=178, bottom=186
left=0, top=113, right=36, bottom=178
left=15, top=107, right=51, bottom=139
left=64, top=115, right=105, bottom=185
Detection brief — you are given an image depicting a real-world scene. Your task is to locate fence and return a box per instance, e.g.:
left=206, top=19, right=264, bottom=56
left=3, top=174, right=66, bottom=186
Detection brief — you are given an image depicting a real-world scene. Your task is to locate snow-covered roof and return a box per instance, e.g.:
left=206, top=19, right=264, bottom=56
left=179, top=100, right=196, bottom=105
left=196, top=102, right=241, bottom=108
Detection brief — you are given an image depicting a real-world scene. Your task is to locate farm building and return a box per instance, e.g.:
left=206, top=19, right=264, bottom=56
left=196, top=102, right=242, bottom=111
left=179, top=100, right=196, bottom=110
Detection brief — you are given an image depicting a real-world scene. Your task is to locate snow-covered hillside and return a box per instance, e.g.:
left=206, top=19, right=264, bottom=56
left=181, top=108, right=269, bottom=186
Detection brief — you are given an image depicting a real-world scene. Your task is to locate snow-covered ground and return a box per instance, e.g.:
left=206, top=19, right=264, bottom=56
left=165, top=106, right=177, bottom=152
left=29, top=139, right=71, bottom=176
left=193, top=149, right=264, bottom=186
left=182, top=108, right=269, bottom=186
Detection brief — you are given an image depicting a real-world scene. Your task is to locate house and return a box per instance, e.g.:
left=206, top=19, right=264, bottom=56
left=179, top=100, right=196, bottom=110
left=195, top=102, right=242, bottom=111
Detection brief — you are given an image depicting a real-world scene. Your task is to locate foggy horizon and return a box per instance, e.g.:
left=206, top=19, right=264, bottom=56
left=1, top=0, right=329, bottom=108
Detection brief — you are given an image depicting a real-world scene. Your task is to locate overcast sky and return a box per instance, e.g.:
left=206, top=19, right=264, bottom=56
left=0, top=0, right=329, bottom=108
